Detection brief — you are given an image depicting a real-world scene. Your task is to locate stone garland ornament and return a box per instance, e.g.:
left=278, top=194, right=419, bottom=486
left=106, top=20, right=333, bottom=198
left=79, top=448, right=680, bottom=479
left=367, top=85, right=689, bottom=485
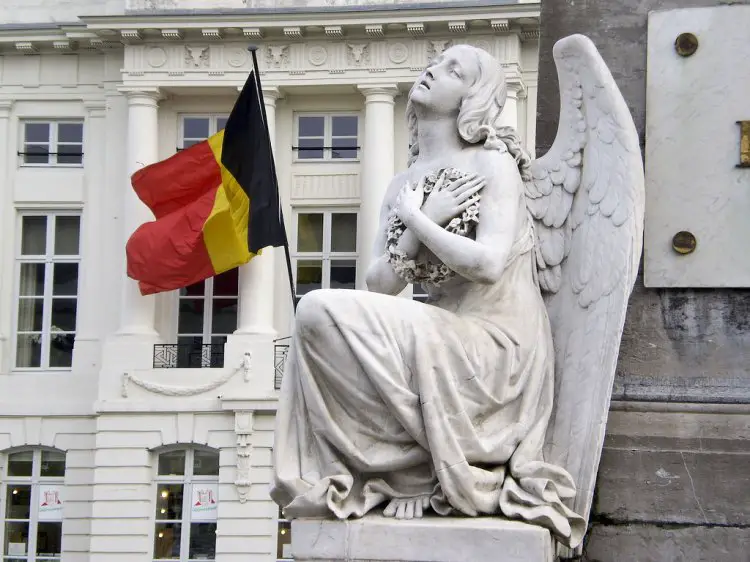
left=386, top=167, right=482, bottom=287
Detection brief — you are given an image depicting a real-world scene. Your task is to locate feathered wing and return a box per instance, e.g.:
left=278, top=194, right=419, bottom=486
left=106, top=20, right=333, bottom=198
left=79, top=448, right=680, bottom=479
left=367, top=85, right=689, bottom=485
left=524, top=34, right=645, bottom=554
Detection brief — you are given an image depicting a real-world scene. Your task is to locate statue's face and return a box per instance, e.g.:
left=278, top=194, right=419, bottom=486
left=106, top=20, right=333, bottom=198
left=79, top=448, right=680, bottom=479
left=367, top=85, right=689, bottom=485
left=409, top=45, right=480, bottom=116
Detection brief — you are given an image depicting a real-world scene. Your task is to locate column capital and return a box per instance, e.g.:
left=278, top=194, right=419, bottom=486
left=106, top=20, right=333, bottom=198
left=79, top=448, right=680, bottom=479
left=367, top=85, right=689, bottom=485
left=262, top=86, right=283, bottom=103
left=0, top=100, right=13, bottom=118
left=357, top=84, right=400, bottom=103
left=118, top=87, right=162, bottom=107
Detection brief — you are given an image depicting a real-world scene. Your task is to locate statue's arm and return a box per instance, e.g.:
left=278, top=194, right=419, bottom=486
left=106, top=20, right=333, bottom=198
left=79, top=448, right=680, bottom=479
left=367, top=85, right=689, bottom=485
left=365, top=173, right=420, bottom=295
left=400, top=152, right=520, bottom=284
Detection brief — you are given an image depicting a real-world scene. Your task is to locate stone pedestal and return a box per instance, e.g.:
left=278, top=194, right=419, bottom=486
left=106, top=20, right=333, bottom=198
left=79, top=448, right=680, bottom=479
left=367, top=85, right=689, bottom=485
left=291, top=515, right=553, bottom=562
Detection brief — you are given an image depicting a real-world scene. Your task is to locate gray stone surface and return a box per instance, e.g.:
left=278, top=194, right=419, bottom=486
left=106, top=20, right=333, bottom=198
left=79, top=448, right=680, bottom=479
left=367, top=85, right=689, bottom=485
left=291, top=515, right=554, bottom=562
left=595, top=448, right=750, bottom=525
left=537, top=0, right=750, bottom=405
left=582, top=525, right=750, bottom=562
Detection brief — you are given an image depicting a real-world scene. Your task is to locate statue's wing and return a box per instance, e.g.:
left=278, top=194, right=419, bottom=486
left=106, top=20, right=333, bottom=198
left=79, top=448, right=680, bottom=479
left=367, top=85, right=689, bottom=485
left=524, top=34, right=644, bottom=553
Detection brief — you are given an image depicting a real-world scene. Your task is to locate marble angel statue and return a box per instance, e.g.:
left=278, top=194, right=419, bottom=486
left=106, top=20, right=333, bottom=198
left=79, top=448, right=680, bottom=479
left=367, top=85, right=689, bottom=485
left=271, top=34, right=644, bottom=551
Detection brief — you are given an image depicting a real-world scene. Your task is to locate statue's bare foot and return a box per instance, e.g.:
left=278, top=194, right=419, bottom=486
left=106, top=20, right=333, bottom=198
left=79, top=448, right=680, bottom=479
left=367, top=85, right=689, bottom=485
left=383, top=495, right=431, bottom=520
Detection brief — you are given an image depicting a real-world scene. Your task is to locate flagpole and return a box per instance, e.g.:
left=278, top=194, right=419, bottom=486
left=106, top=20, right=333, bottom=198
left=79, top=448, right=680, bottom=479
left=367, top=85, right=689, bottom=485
left=247, top=45, right=298, bottom=313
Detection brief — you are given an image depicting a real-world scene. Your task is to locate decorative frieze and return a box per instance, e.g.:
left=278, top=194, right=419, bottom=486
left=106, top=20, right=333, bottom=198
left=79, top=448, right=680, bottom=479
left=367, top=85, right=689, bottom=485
left=267, top=44, right=289, bottom=68
left=347, top=43, right=369, bottom=66
left=184, top=45, right=209, bottom=68
left=307, top=44, right=328, bottom=67
left=121, top=35, right=526, bottom=88
left=427, top=39, right=452, bottom=61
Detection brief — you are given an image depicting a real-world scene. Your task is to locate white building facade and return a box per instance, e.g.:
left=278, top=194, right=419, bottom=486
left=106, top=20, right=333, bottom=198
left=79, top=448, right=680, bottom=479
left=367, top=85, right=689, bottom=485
left=0, top=1, right=540, bottom=560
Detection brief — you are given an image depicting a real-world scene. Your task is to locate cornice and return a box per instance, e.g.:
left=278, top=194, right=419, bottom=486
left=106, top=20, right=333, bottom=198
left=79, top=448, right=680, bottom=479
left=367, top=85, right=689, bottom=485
left=0, top=4, right=539, bottom=52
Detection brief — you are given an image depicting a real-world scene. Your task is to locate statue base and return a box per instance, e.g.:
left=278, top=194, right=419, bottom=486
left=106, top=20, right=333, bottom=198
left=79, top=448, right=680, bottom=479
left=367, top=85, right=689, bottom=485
left=291, top=514, right=554, bottom=562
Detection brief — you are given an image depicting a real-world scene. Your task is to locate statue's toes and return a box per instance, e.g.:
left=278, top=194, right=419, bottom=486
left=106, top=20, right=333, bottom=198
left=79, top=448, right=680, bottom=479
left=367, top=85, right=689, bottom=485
left=383, top=500, right=397, bottom=518
left=395, top=501, right=407, bottom=519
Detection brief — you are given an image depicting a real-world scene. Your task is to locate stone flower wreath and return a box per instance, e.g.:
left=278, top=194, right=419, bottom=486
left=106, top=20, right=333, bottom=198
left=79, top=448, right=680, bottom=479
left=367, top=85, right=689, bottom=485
left=386, top=167, right=482, bottom=288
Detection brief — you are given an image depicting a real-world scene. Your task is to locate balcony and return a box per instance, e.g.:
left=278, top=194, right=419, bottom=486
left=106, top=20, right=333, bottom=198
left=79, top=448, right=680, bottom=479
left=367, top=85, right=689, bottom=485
left=153, top=343, right=225, bottom=369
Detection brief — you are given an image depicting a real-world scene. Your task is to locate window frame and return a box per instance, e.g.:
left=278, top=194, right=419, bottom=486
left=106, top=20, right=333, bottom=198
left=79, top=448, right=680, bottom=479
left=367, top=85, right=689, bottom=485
left=293, top=113, right=361, bottom=162
left=291, top=208, right=359, bottom=300
left=1, top=448, right=66, bottom=562
left=152, top=447, right=220, bottom=562
left=12, top=211, right=82, bottom=372
left=178, top=115, right=229, bottom=151
left=19, top=120, right=84, bottom=168
left=176, top=270, right=239, bottom=346
left=276, top=507, right=292, bottom=562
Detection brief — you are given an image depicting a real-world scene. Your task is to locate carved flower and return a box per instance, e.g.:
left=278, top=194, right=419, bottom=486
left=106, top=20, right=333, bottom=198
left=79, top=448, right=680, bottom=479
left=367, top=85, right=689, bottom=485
left=385, top=167, right=484, bottom=288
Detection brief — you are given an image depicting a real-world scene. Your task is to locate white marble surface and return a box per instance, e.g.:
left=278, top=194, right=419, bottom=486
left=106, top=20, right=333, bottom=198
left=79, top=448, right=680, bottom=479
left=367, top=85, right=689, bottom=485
left=291, top=515, right=554, bottom=562
left=644, top=6, right=750, bottom=287
left=272, top=37, right=644, bottom=558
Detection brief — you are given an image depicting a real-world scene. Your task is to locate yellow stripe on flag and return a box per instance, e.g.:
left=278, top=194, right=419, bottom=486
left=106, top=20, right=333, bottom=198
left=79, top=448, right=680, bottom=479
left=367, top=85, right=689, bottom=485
left=203, top=130, right=253, bottom=273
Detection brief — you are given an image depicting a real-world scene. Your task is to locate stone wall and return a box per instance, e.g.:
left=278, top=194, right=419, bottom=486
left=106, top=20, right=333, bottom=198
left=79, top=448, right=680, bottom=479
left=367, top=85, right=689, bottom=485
left=536, top=1, right=750, bottom=560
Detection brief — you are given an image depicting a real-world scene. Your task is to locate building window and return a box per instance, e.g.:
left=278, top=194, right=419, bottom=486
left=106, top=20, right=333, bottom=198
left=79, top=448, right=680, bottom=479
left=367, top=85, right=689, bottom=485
left=2, top=449, right=66, bottom=562
left=176, top=269, right=238, bottom=368
left=412, top=283, right=429, bottom=303
left=20, top=121, right=83, bottom=166
left=14, top=213, right=80, bottom=370
left=293, top=210, right=358, bottom=301
left=153, top=448, right=219, bottom=562
left=276, top=507, right=291, bottom=561
left=295, top=114, right=359, bottom=160
left=180, top=115, right=228, bottom=150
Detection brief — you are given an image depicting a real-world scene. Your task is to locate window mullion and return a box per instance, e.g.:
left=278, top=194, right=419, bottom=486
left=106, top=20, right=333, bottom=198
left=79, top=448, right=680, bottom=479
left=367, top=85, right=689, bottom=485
left=28, top=450, right=42, bottom=562
left=182, top=449, right=193, bottom=562
left=204, top=278, right=213, bottom=344
left=41, top=220, right=56, bottom=370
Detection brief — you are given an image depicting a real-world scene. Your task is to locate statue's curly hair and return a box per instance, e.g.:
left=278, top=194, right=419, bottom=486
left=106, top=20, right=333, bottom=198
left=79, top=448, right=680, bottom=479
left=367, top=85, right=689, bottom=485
left=405, top=46, right=531, bottom=181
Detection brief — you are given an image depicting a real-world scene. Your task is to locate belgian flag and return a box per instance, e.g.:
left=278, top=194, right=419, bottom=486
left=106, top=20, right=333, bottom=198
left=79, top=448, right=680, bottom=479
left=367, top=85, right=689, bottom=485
left=125, top=71, right=287, bottom=295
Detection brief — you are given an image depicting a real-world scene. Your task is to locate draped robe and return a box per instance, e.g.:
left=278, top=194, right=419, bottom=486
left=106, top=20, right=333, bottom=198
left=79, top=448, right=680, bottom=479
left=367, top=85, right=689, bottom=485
left=270, top=211, right=586, bottom=548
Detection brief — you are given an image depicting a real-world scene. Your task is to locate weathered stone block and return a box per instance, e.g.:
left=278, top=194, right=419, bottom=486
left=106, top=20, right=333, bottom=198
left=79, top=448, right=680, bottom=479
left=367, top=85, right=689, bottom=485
left=583, top=524, right=750, bottom=562
left=291, top=515, right=554, bottom=562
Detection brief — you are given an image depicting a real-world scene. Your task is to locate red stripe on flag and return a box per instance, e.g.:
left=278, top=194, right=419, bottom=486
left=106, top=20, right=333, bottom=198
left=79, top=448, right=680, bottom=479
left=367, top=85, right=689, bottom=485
left=131, top=139, right=223, bottom=219
left=126, top=185, right=219, bottom=295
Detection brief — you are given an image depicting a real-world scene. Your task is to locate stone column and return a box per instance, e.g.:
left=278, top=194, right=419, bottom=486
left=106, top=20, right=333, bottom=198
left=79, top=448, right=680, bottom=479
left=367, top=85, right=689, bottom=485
left=117, top=89, right=161, bottom=338
left=0, top=101, right=13, bottom=373
left=235, top=86, right=280, bottom=336
left=499, top=82, right=522, bottom=130
left=356, top=84, right=399, bottom=290
left=524, top=81, right=538, bottom=158
left=72, top=100, right=107, bottom=374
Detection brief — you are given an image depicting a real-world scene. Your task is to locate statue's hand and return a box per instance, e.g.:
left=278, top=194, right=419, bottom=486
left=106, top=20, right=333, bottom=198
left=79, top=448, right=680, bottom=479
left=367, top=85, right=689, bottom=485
left=395, top=178, right=425, bottom=225
left=421, top=172, right=486, bottom=227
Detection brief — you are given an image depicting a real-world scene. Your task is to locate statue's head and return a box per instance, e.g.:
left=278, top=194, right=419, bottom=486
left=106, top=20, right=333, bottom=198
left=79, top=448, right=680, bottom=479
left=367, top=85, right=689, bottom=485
left=406, top=44, right=511, bottom=165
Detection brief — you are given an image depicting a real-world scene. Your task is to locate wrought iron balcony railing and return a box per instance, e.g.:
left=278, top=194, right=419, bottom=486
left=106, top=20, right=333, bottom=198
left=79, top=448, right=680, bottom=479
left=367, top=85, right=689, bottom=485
left=153, top=343, right=225, bottom=369
left=274, top=337, right=291, bottom=390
